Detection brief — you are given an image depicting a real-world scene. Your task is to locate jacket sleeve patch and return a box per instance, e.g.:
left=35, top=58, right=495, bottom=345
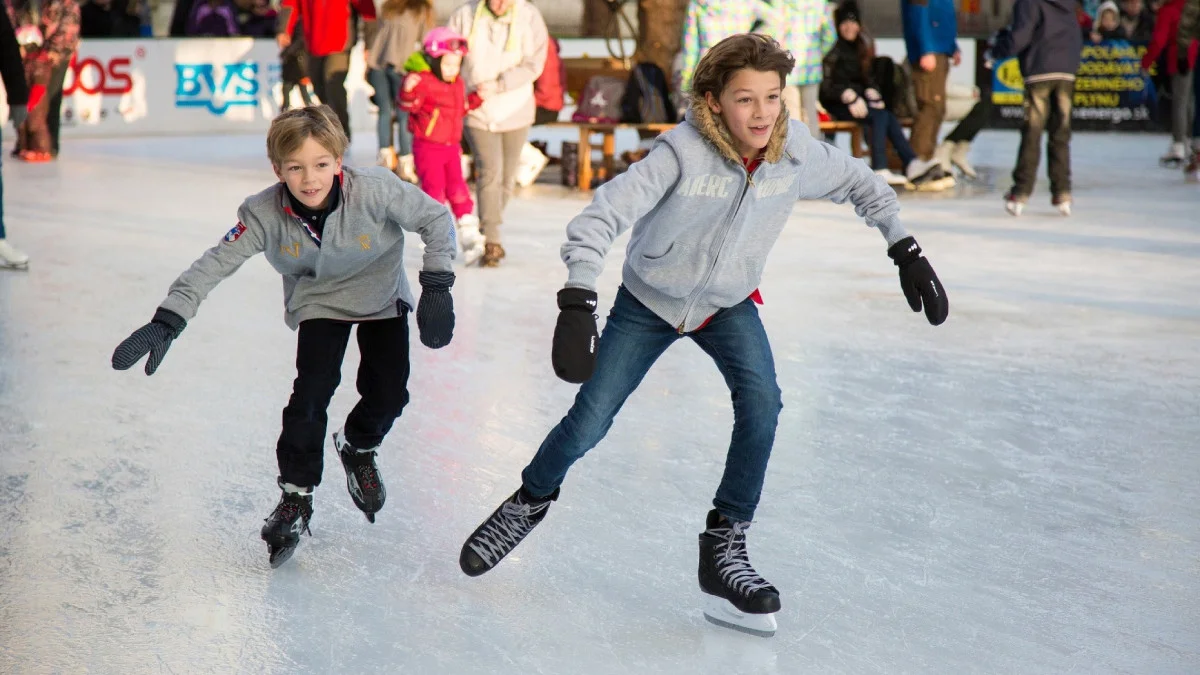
left=224, top=222, right=247, bottom=243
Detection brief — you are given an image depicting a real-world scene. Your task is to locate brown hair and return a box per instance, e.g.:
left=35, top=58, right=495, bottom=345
left=381, top=0, right=434, bottom=27
left=688, top=33, right=796, bottom=101
left=266, top=105, right=349, bottom=167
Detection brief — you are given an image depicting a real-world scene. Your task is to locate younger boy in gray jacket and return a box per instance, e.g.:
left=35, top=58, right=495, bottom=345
left=458, top=35, right=948, bottom=638
left=111, top=105, right=458, bottom=568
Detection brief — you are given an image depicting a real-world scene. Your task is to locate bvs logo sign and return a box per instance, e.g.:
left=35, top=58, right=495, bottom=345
left=175, top=62, right=259, bottom=114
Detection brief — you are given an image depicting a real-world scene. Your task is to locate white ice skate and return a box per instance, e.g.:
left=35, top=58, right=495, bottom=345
left=1004, top=191, right=1026, bottom=216
left=875, top=169, right=908, bottom=186
left=0, top=240, right=30, bottom=270
left=514, top=143, right=549, bottom=187
left=398, top=154, right=418, bottom=184
left=1160, top=141, right=1186, bottom=168
left=377, top=146, right=398, bottom=171
left=457, top=214, right=485, bottom=266
left=1053, top=194, right=1072, bottom=217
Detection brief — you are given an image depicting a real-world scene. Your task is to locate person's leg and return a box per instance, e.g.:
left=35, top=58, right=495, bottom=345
left=1010, top=82, right=1052, bottom=198
left=944, top=98, right=990, bottom=143
left=686, top=298, right=782, bottom=523
left=498, top=126, right=529, bottom=214
left=322, top=50, right=352, bottom=139
left=866, top=108, right=888, bottom=170
left=1046, top=80, right=1074, bottom=200
left=781, top=84, right=801, bottom=122
left=883, top=109, right=917, bottom=168
left=367, top=67, right=394, bottom=150
left=275, top=320, right=353, bottom=488
left=343, top=316, right=411, bottom=449
left=22, top=63, right=53, bottom=157
left=306, top=53, right=328, bottom=105
left=412, top=140, right=448, bottom=204
left=465, top=127, right=504, bottom=241
left=46, top=60, right=69, bottom=157
left=389, top=68, right=413, bottom=156
left=444, top=146, right=475, bottom=220
left=799, top=84, right=822, bottom=139
left=909, top=54, right=949, bottom=160
left=520, top=287, right=682, bottom=497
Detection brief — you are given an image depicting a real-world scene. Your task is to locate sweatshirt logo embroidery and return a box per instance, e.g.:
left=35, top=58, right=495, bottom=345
left=676, top=174, right=734, bottom=198
left=281, top=242, right=301, bottom=258
left=754, top=174, right=796, bottom=199
left=224, top=222, right=246, bottom=243
left=359, top=235, right=371, bottom=251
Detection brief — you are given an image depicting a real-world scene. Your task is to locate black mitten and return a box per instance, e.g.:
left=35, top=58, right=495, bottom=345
left=111, top=308, right=188, bottom=375
left=417, top=270, right=455, bottom=349
left=551, top=288, right=600, bottom=383
left=887, top=237, right=949, bottom=326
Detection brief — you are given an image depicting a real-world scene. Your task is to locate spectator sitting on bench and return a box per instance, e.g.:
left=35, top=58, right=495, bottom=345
left=819, top=1, right=948, bottom=189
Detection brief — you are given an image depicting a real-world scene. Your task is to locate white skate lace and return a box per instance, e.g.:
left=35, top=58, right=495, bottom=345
left=713, top=522, right=773, bottom=598
left=468, top=497, right=551, bottom=566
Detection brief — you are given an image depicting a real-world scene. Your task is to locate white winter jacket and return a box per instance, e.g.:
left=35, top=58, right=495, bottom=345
left=447, top=0, right=549, bottom=132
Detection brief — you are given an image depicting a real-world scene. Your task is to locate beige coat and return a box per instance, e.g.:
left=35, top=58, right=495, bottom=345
left=447, top=0, right=548, bottom=132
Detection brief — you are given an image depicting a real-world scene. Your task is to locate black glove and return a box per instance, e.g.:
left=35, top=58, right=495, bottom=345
left=111, top=308, right=188, bottom=375
left=551, top=288, right=600, bottom=384
left=416, top=270, right=455, bottom=349
left=887, top=237, right=948, bottom=326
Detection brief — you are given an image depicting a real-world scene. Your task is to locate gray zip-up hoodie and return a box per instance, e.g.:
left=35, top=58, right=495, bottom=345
left=562, top=97, right=907, bottom=332
left=158, top=166, right=456, bottom=329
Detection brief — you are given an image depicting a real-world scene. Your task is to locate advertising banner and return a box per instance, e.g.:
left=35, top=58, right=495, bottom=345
left=0, top=38, right=376, bottom=138
left=989, top=40, right=1165, bottom=132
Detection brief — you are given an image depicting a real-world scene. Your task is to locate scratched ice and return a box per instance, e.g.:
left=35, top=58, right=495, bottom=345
left=1, top=131, right=1197, bottom=674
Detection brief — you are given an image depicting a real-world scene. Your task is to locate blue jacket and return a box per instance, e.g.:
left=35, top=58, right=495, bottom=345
left=990, top=0, right=1083, bottom=83
left=901, top=0, right=958, bottom=63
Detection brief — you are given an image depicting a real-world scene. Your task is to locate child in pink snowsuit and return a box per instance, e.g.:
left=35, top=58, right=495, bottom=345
left=399, top=27, right=486, bottom=264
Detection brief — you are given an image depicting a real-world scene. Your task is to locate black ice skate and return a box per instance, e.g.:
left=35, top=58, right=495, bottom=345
left=334, top=428, right=386, bottom=523
left=459, top=486, right=558, bottom=576
left=261, top=480, right=313, bottom=568
left=698, top=509, right=781, bottom=638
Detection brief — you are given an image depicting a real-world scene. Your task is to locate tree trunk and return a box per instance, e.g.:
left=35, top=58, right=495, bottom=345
left=632, top=0, right=688, bottom=76
left=581, top=0, right=611, bottom=37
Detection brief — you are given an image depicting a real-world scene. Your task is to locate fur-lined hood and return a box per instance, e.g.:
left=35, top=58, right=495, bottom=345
left=684, top=94, right=794, bottom=166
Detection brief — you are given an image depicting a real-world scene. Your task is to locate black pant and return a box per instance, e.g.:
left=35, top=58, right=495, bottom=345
left=1011, top=79, right=1074, bottom=198
left=307, top=50, right=351, bottom=140
left=944, top=80, right=993, bottom=144
left=276, top=316, right=411, bottom=487
left=47, top=61, right=69, bottom=155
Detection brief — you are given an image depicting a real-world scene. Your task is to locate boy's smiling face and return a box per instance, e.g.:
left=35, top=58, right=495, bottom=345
left=274, top=136, right=342, bottom=209
left=705, top=68, right=783, bottom=160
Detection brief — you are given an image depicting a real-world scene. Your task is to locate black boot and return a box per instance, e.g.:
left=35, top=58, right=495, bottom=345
left=459, top=486, right=558, bottom=576
left=261, top=480, right=313, bottom=568
left=698, top=509, right=780, bottom=637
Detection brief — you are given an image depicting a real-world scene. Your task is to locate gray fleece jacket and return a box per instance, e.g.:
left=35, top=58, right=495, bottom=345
left=562, top=97, right=908, bottom=332
left=159, top=166, right=456, bottom=329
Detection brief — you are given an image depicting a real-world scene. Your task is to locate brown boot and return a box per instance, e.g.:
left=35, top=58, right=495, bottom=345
left=481, top=243, right=506, bottom=267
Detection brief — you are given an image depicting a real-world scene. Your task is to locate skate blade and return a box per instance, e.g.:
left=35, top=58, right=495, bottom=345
left=701, top=593, right=778, bottom=638
left=268, top=543, right=298, bottom=568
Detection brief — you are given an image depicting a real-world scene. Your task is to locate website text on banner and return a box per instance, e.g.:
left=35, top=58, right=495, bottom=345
left=990, top=40, right=1167, bottom=132
left=0, top=39, right=375, bottom=138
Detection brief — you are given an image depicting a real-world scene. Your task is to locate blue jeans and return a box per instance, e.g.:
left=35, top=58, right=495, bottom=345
left=866, top=107, right=916, bottom=171
left=367, top=66, right=411, bottom=155
left=521, top=286, right=784, bottom=522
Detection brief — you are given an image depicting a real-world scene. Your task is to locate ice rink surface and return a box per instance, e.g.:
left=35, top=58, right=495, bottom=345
left=1, top=130, right=1197, bottom=674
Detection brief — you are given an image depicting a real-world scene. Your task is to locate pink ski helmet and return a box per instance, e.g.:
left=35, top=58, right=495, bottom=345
left=423, top=27, right=469, bottom=58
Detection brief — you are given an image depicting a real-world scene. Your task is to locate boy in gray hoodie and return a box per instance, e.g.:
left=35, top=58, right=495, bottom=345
left=458, top=34, right=948, bottom=637
left=111, top=105, right=459, bottom=568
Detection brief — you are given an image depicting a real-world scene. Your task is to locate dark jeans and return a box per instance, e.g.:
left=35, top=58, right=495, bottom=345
left=521, top=286, right=784, bottom=522
left=1011, top=79, right=1074, bottom=198
left=47, top=60, right=68, bottom=155
left=276, top=316, right=411, bottom=488
left=308, top=50, right=352, bottom=140
left=866, top=107, right=916, bottom=171
left=367, top=66, right=411, bottom=154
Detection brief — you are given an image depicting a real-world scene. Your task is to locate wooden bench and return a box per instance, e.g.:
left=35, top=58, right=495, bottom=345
left=543, top=121, right=677, bottom=191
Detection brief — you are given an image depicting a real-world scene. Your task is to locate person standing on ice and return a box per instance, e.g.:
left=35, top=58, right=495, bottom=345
left=458, top=34, right=949, bottom=638
left=399, top=26, right=487, bottom=265
left=109, top=105, right=458, bottom=569
left=0, top=3, right=30, bottom=269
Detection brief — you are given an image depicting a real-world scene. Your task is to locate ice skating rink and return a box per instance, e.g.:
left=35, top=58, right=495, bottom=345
left=1, top=131, right=1197, bottom=674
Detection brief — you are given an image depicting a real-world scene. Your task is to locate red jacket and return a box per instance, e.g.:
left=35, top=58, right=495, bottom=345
left=534, top=36, right=564, bottom=112
left=1142, top=0, right=1199, bottom=75
left=281, top=0, right=375, bottom=58
left=398, top=71, right=482, bottom=146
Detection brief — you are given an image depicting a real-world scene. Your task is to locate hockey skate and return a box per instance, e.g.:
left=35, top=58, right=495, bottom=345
left=698, top=509, right=780, bottom=638
left=334, top=428, right=386, bottom=522
left=261, top=480, right=313, bottom=568
left=904, top=158, right=954, bottom=192
left=459, top=486, right=558, bottom=576
left=457, top=214, right=486, bottom=266
left=1160, top=142, right=1186, bottom=168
